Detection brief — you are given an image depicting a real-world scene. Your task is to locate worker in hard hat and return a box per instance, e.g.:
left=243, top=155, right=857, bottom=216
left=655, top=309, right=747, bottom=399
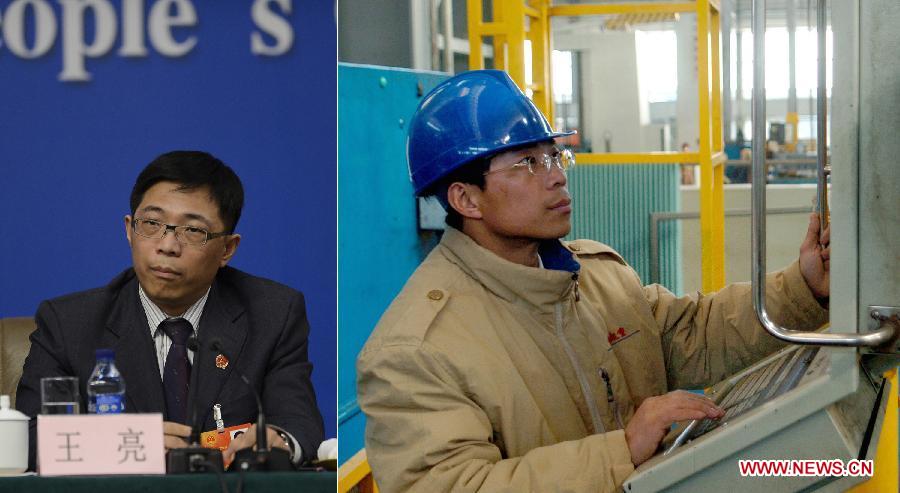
left=356, top=70, right=831, bottom=493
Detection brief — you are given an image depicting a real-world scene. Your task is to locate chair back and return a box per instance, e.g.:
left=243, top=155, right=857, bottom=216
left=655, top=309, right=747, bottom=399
left=0, top=317, right=36, bottom=407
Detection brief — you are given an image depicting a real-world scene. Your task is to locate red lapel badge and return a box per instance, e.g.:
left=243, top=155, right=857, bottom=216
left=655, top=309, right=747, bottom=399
left=607, top=327, right=628, bottom=345
left=215, top=354, right=229, bottom=369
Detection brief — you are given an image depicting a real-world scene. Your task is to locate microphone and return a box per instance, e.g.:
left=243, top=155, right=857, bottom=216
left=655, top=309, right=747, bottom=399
left=207, top=338, right=293, bottom=472
left=207, top=339, right=267, bottom=453
left=186, top=336, right=202, bottom=445
left=166, top=335, right=224, bottom=474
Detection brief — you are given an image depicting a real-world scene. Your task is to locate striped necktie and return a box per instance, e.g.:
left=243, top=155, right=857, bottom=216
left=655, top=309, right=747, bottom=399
left=160, top=318, right=193, bottom=424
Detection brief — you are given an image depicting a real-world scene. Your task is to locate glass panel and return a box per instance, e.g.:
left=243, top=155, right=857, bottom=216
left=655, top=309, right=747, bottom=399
left=550, top=14, right=691, bottom=154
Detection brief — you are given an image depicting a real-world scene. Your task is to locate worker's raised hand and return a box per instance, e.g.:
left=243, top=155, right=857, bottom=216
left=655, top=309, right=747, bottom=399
left=799, top=212, right=830, bottom=299
left=624, top=390, right=723, bottom=466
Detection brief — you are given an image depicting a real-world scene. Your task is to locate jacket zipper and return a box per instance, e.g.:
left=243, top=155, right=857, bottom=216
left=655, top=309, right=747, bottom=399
left=554, top=302, right=605, bottom=433
left=571, top=273, right=580, bottom=302
left=600, top=367, right=625, bottom=430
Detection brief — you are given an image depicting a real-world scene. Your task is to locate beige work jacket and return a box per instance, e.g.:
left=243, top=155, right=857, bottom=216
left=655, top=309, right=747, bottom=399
left=357, top=227, right=828, bottom=493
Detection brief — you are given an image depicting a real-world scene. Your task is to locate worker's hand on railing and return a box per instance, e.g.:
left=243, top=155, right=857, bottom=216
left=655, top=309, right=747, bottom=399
left=799, top=212, right=831, bottom=300
left=624, top=391, right=724, bottom=466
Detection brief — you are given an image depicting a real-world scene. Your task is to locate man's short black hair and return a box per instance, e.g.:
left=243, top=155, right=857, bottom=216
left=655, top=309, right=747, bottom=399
left=428, top=158, right=491, bottom=231
left=130, top=151, right=244, bottom=233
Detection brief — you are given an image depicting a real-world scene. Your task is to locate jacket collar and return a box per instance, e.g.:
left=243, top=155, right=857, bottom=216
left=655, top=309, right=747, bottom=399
left=104, top=269, right=166, bottom=414
left=104, top=267, right=248, bottom=427
left=438, top=227, right=579, bottom=312
left=185, top=269, right=248, bottom=429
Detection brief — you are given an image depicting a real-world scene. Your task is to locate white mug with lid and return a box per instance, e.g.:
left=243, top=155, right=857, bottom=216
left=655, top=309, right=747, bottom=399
left=0, top=395, right=29, bottom=475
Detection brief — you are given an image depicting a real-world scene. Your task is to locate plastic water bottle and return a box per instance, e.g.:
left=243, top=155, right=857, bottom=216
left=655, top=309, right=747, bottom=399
left=87, top=349, right=126, bottom=414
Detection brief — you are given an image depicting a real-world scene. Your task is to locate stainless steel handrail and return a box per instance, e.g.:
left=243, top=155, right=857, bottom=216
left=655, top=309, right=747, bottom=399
left=750, top=0, right=895, bottom=347
left=816, top=0, right=830, bottom=232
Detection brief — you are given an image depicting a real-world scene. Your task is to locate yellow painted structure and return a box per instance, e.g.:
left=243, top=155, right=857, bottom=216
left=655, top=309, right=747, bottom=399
left=784, top=111, right=800, bottom=152
left=604, top=12, right=679, bottom=31
left=338, top=448, right=379, bottom=493
left=467, top=0, right=727, bottom=293
left=848, top=368, right=899, bottom=493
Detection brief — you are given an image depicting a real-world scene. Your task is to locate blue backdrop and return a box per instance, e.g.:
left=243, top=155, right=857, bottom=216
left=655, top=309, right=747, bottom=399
left=0, top=1, right=336, bottom=439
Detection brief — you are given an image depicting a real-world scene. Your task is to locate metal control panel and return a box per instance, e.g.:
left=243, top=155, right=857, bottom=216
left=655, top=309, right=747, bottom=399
left=624, top=0, right=899, bottom=490
left=663, top=346, right=826, bottom=455
left=623, top=344, right=884, bottom=492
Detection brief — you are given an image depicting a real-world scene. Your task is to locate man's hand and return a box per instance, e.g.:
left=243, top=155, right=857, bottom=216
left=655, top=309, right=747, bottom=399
left=799, top=212, right=830, bottom=299
left=624, top=391, right=724, bottom=466
left=222, top=424, right=291, bottom=465
left=164, top=421, right=192, bottom=451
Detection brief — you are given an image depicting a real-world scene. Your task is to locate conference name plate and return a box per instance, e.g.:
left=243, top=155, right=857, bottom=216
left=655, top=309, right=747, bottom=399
left=37, top=413, right=165, bottom=476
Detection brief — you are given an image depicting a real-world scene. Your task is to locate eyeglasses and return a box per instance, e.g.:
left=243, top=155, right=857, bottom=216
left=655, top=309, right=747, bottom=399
left=132, top=218, right=230, bottom=246
left=483, top=148, right=576, bottom=177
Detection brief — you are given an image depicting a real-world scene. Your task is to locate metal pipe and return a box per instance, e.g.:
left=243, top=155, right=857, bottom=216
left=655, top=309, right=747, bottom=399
left=442, top=0, right=454, bottom=74
left=735, top=24, right=743, bottom=132
left=649, top=206, right=812, bottom=285
left=787, top=0, right=797, bottom=115
left=409, top=0, right=432, bottom=71
left=816, top=0, right=829, bottom=232
left=430, top=0, right=440, bottom=71
left=750, top=0, right=894, bottom=347
left=722, top=0, right=733, bottom=141
left=726, top=158, right=817, bottom=166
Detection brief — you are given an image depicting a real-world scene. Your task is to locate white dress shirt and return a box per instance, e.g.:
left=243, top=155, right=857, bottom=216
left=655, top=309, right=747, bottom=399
left=138, top=285, right=209, bottom=380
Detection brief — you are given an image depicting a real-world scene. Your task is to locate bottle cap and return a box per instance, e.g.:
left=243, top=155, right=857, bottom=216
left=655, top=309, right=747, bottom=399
left=95, top=348, right=115, bottom=360
left=0, top=395, right=28, bottom=421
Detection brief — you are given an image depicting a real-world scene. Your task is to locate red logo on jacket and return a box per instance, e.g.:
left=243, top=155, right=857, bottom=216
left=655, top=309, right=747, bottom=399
left=607, top=327, right=628, bottom=345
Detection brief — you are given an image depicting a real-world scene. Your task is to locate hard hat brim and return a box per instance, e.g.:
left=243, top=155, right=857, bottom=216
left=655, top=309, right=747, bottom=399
left=413, top=130, right=577, bottom=196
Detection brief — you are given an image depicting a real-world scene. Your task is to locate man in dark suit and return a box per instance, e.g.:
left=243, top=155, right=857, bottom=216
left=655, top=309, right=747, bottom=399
left=16, top=151, right=324, bottom=470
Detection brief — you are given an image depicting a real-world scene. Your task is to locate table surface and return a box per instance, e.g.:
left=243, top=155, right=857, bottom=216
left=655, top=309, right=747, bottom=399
left=0, top=471, right=336, bottom=493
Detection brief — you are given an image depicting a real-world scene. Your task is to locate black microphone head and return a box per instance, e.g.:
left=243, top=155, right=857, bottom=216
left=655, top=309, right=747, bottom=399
left=208, top=337, right=225, bottom=354
left=186, top=335, right=199, bottom=352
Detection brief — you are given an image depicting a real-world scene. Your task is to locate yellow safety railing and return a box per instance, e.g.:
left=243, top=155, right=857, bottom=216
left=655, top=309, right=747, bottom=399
left=467, top=0, right=727, bottom=292
left=784, top=111, right=800, bottom=152
left=338, top=448, right=379, bottom=493
left=849, top=368, right=899, bottom=493
left=467, top=0, right=555, bottom=121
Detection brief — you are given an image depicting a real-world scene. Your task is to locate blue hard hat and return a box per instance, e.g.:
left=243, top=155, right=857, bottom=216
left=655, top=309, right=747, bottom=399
left=407, top=70, right=575, bottom=196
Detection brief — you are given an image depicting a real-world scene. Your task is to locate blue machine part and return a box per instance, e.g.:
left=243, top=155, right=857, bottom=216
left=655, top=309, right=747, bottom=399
left=567, top=164, right=682, bottom=294
left=338, top=64, right=448, bottom=463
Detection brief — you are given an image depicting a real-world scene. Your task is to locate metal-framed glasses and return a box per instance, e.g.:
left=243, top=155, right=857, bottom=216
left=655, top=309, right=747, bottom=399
left=483, top=148, right=576, bottom=177
left=132, top=218, right=230, bottom=246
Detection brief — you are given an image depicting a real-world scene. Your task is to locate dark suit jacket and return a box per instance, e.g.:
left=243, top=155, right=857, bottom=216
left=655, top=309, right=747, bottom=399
left=16, top=266, right=325, bottom=470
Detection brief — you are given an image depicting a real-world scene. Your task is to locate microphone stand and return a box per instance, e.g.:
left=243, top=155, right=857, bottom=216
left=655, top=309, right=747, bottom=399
left=208, top=339, right=293, bottom=472
left=166, top=336, right=224, bottom=473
